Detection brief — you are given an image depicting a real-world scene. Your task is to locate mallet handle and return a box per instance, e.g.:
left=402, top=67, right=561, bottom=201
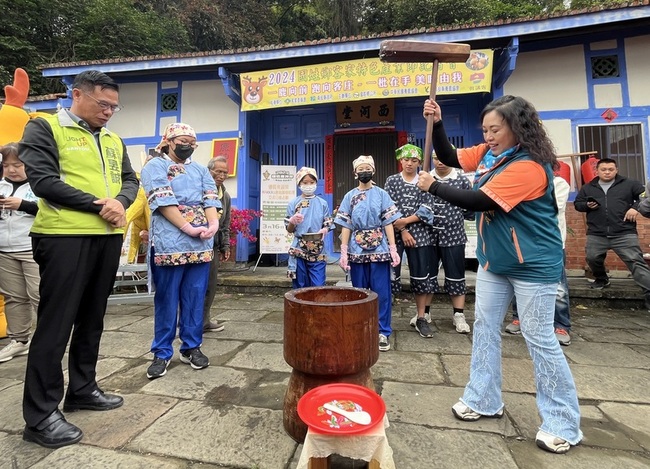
left=422, top=59, right=439, bottom=173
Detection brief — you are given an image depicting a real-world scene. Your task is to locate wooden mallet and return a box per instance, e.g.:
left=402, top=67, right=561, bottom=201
left=379, top=40, right=471, bottom=172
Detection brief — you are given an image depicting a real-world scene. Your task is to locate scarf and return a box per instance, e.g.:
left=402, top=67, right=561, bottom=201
left=473, top=145, right=520, bottom=185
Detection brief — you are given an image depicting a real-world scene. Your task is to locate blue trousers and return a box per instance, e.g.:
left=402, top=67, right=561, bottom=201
left=512, top=252, right=570, bottom=331
left=292, top=258, right=326, bottom=289
left=350, top=261, right=392, bottom=336
left=151, top=262, right=210, bottom=360
left=467, top=267, right=582, bottom=444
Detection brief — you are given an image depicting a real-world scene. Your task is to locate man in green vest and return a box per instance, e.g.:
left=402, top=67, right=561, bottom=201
left=19, top=70, right=138, bottom=448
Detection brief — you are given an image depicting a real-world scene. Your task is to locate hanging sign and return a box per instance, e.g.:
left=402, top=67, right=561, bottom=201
left=240, top=50, right=493, bottom=111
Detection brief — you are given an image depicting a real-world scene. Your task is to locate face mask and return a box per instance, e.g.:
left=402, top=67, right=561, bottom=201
left=357, top=171, right=373, bottom=183
left=173, top=143, right=194, bottom=160
left=300, top=184, right=317, bottom=196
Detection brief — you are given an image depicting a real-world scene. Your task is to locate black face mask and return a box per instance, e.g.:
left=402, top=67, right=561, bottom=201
left=357, top=171, right=373, bottom=183
left=173, top=144, right=194, bottom=160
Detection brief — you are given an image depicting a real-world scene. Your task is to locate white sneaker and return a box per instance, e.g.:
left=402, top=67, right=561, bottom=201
left=451, top=401, right=503, bottom=421
left=378, top=334, right=390, bottom=352
left=535, top=430, right=571, bottom=454
left=409, top=312, right=432, bottom=327
left=453, top=313, right=471, bottom=334
left=0, top=339, right=30, bottom=363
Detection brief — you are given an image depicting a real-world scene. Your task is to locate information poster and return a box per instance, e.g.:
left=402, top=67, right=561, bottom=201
left=259, top=165, right=296, bottom=254
left=461, top=170, right=477, bottom=259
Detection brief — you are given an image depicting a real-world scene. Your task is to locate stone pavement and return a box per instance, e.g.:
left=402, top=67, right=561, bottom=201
left=1, top=265, right=649, bottom=468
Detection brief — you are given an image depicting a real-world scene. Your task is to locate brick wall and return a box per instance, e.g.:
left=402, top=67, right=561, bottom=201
left=565, top=202, right=650, bottom=272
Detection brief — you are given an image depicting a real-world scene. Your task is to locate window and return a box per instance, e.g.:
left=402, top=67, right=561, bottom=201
left=578, top=124, right=645, bottom=182
left=590, top=55, right=620, bottom=79
left=160, top=92, right=178, bottom=112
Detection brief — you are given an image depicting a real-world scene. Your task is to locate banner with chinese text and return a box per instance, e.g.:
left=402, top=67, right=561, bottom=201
left=240, top=50, right=493, bottom=111
left=259, top=165, right=296, bottom=254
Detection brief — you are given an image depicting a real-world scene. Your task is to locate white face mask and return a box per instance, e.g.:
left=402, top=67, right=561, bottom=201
left=300, top=184, right=317, bottom=196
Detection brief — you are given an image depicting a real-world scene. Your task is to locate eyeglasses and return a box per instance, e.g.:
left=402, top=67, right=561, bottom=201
left=83, top=91, right=122, bottom=113
left=210, top=170, right=228, bottom=177
left=173, top=139, right=198, bottom=149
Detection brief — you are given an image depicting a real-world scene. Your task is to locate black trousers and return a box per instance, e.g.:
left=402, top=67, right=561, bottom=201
left=23, top=235, right=122, bottom=427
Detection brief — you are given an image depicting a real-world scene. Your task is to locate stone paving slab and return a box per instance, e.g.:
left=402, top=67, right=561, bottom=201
left=64, top=393, right=178, bottom=449
left=127, top=400, right=297, bottom=467
left=441, top=355, right=537, bottom=394
left=509, top=440, right=650, bottom=469
left=575, top=325, right=649, bottom=345
left=98, top=331, right=154, bottom=359
left=226, top=342, right=292, bottom=372
left=571, top=364, right=650, bottom=403
left=0, top=382, right=25, bottom=433
left=0, top=433, right=51, bottom=469
left=115, top=316, right=154, bottom=335
left=380, top=382, right=518, bottom=438
left=103, top=313, right=148, bottom=331
left=562, top=342, right=650, bottom=368
left=28, top=444, right=187, bottom=468
left=141, top=365, right=251, bottom=401
left=598, top=402, right=650, bottom=451
left=395, top=329, right=473, bottom=355
left=372, top=351, right=447, bottom=385
left=387, top=422, right=519, bottom=469
left=209, top=321, right=284, bottom=343
left=0, top=378, right=20, bottom=392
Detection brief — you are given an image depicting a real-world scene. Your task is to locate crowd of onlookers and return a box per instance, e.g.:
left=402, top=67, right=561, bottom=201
left=3, top=68, right=650, bottom=455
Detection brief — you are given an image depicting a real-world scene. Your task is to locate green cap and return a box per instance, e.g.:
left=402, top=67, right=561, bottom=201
left=395, top=144, right=423, bottom=161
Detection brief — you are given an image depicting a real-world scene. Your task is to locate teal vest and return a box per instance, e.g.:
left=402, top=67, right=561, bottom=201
left=475, top=152, right=563, bottom=283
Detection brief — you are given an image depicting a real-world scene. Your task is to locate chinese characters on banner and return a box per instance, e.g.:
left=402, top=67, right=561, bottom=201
left=259, top=165, right=296, bottom=254
left=240, top=50, right=493, bottom=111
left=211, top=138, right=239, bottom=177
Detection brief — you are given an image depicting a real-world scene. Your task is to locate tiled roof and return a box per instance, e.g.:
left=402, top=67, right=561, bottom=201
left=42, top=1, right=649, bottom=69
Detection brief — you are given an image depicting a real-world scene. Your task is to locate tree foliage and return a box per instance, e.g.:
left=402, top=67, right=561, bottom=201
left=0, top=0, right=627, bottom=97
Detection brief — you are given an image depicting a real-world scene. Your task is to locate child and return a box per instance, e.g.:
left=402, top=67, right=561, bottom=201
left=285, top=167, right=333, bottom=288
left=384, top=144, right=436, bottom=339
left=335, top=155, right=401, bottom=351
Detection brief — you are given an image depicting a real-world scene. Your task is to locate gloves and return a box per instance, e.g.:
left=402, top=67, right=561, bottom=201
left=389, top=244, right=400, bottom=267
left=180, top=222, right=208, bottom=238
left=318, top=227, right=329, bottom=239
left=200, top=219, right=219, bottom=240
left=339, top=244, right=350, bottom=271
left=289, top=213, right=304, bottom=225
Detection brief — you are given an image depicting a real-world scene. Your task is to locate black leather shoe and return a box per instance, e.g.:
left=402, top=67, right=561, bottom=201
left=23, top=410, right=83, bottom=448
left=63, top=389, right=124, bottom=412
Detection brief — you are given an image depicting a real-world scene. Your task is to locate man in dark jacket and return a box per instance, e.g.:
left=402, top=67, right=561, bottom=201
left=203, top=155, right=232, bottom=332
left=574, top=158, right=650, bottom=307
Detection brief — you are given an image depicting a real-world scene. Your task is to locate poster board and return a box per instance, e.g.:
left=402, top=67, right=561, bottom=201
left=460, top=170, right=477, bottom=259
left=211, top=138, right=238, bottom=177
left=259, top=165, right=296, bottom=254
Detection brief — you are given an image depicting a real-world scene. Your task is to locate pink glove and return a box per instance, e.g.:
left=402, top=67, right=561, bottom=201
left=200, top=219, right=219, bottom=240
left=339, top=244, right=350, bottom=271
left=318, top=227, right=329, bottom=239
left=289, top=213, right=304, bottom=225
left=389, top=244, right=400, bottom=267
left=180, top=222, right=208, bottom=238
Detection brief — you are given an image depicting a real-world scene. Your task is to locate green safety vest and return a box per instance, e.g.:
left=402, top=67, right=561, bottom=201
left=31, top=111, right=126, bottom=235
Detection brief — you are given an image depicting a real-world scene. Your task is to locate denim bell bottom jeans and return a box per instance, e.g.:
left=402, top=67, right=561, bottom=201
left=462, top=267, right=583, bottom=444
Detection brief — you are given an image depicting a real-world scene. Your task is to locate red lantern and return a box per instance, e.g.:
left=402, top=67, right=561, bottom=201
left=555, top=160, right=571, bottom=185
left=581, top=155, right=599, bottom=185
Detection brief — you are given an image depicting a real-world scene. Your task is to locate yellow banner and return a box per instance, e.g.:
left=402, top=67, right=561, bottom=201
left=240, top=50, right=493, bottom=111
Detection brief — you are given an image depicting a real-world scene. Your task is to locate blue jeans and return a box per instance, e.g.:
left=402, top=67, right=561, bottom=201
left=464, top=267, right=582, bottom=444
left=512, top=258, right=571, bottom=331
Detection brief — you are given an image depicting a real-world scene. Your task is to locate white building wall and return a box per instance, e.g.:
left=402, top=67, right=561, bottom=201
left=544, top=119, right=573, bottom=155
left=593, top=83, right=623, bottom=108
left=626, top=35, right=650, bottom=106
left=181, top=80, right=239, bottom=134
left=504, top=46, right=589, bottom=111
left=108, top=82, right=157, bottom=138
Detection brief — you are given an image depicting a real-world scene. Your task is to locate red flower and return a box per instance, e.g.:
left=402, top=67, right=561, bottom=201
left=230, top=208, right=262, bottom=246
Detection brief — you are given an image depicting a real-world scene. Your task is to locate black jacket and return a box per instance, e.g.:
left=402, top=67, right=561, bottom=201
left=574, top=174, right=645, bottom=237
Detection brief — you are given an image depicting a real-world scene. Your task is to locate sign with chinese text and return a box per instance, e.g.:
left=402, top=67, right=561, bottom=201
left=211, top=138, right=238, bottom=177
left=240, top=50, right=493, bottom=111
left=336, top=99, right=394, bottom=125
left=259, top=165, right=296, bottom=254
